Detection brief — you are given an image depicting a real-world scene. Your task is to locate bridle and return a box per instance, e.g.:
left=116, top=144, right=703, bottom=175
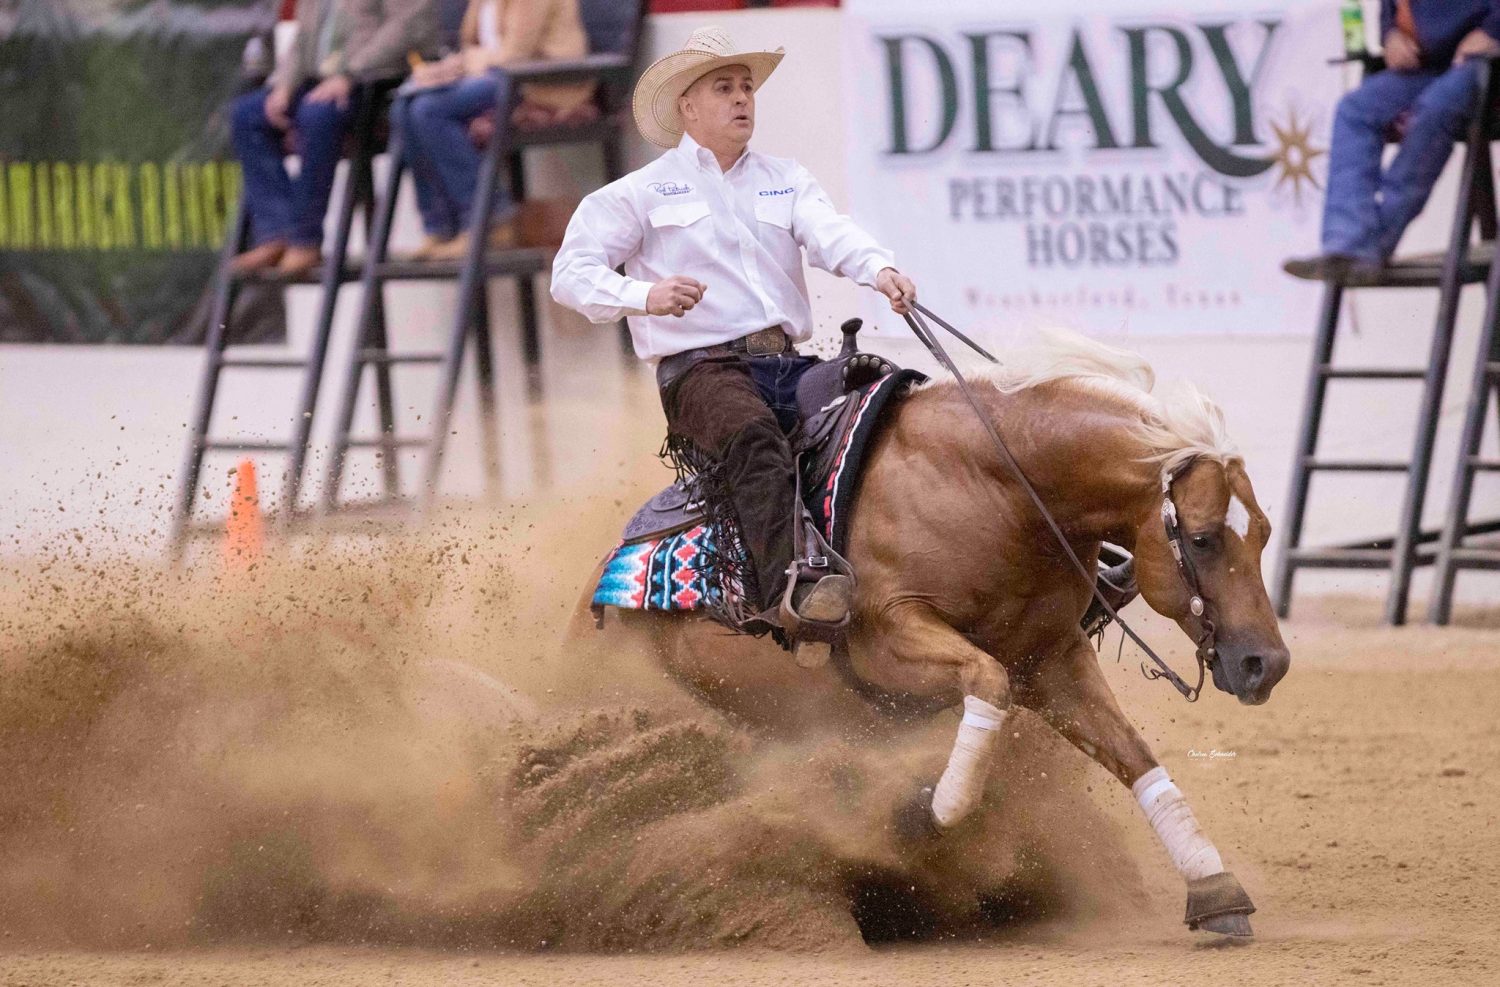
left=902, top=302, right=1217, bottom=702
left=1150, top=465, right=1220, bottom=701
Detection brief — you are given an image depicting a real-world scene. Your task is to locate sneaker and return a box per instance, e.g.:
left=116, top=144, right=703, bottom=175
left=228, top=240, right=286, bottom=274
left=424, top=222, right=518, bottom=261
left=1341, top=257, right=1386, bottom=286
left=401, top=233, right=456, bottom=261
left=424, top=232, right=472, bottom=262
left=276, top=245, right=323, bottom=276
left=1283, top=253, right=1383, bottom=284
left=790, top=574, right=853, bottom=625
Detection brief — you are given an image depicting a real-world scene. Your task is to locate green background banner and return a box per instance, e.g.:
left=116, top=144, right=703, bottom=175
left=0, top=0, right=282, bottom=343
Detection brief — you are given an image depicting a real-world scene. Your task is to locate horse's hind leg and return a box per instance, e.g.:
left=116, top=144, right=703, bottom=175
left=1017, top=635, right=1257, bottom=937
left=867, top=603, right=1011, bottom=832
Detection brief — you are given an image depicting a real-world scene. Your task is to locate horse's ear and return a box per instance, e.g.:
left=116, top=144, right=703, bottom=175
left=1223, top=461, right=1272, bottom=543
left=1225, top=459, right=1262, bottom=507
left=1172, top=459, right=1235, bottom=525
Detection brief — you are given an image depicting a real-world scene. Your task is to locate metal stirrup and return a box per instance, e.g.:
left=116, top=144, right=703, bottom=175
left=777, top=468, right=854, bottom=645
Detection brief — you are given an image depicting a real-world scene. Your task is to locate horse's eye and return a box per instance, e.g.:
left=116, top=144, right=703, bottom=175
left=1190, top=535, right=1211, bottom=550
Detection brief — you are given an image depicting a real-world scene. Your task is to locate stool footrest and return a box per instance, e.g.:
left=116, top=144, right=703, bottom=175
left=1320, top=366, right=1425, bottom=380
left=345, top=436, right=429, bottom=450
left=357, top=350, right=443, bottom=365
left=218, top=355, right=307, bottom=369
left=201, top=439, right=290, bottom=453
left=1301, top=459, right=1410, bottom=473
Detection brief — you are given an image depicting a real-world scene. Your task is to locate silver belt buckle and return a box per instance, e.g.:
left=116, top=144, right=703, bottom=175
left=744, top=326, right=786, bottom=356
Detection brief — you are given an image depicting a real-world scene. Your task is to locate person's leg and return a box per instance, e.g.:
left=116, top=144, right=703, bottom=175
left=414, top=70, right=516, bottom=232
left=663, top=356, right=797, bottom=613
left=229, top=87, right=294, bottom=246
left=1373, top=61, right=1484, bottom=259
left=288, top=87, right=354, bottom=249
left=749, top=353, right=819, bottom=435
left=1321, top=69, right=1433, bottom=261
left=400, top=89, right=461, bottom=239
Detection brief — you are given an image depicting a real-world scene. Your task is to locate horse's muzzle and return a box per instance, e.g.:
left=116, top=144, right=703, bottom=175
left=1212, top=641, right=1290, bottom=705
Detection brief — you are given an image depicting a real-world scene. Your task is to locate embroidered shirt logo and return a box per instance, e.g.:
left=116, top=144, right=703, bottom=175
left=758, top=187, right=794, bottom=197
left=650, top=181, right=693, bottom=196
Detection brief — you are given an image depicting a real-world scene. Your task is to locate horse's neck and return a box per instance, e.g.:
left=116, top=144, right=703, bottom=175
left=989, top=386, right=1163, bottom=549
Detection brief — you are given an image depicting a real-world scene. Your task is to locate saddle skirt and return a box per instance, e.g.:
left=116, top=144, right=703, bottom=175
left=592, top=365, right=928, bottom=618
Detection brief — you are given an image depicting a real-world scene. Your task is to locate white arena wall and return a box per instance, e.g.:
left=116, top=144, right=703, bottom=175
left=1, top=3, right=1496, bottom=610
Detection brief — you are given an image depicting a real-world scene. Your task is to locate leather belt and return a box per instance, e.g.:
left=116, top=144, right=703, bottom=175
left=655, top=327, right=794, bottom=393
left=726, top=326, right=790, bottom=356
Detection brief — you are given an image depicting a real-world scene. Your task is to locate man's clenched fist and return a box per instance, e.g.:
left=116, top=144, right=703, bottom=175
left=875, top=267, right=917, bottom=315
left=647, top=275, right=707, bottom=317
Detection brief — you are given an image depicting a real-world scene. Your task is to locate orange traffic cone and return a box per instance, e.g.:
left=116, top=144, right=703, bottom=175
left=224, top=458, right=265, bottom=567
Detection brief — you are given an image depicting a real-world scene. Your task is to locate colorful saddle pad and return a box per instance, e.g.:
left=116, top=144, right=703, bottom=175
left=592, top=523, right=721, bottom=613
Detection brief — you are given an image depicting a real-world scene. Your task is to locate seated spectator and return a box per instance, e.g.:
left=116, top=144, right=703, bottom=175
left=398, top=0, right=595, bottom=261
left=230, top=0, right=438, bottom=275
left=1287, top=0, right=1500, bottom=281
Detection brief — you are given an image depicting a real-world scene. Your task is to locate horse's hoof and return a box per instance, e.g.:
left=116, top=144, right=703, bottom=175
left=1196, top=912, right=1254, bottom=937
left=892, top=785, right=941, bottom=843
left=1185, top=871, right=1255, bottom=937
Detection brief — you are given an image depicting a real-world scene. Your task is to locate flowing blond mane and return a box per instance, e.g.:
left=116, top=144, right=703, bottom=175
left=916, top=329, right=1241, bottom=474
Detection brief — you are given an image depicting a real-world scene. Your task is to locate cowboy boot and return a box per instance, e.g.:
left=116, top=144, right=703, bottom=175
left=777, top=509, right=855, bottom=640
left=791, top=573, right=853, bottom=624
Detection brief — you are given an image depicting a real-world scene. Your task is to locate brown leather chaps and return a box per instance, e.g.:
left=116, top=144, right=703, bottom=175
left=659, top=354, right=800, bottom=612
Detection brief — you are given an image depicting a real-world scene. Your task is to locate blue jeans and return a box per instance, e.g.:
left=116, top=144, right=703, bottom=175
left=1322, top=62, right=1482, bottom=262
left=398, top=71, right=515, bottom=239
left=230, top=83, right=354, bottom=248
left=747, top=353, right=819, bottom=434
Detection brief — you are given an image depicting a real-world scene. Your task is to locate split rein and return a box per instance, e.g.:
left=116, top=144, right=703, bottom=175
left=899, top=302, right=1216, bottom=703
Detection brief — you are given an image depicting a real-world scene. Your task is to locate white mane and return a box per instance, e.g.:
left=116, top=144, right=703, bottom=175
left=916, top=328, right=1241, bottom=474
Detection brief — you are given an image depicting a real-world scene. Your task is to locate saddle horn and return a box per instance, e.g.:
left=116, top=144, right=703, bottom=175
left=839, top=318, right=862, bottom=359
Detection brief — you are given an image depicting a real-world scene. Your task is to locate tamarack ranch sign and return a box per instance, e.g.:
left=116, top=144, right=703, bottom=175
left=0, top=1, right=275, bottom=344
left=841, top=0, right=1342, bottom=337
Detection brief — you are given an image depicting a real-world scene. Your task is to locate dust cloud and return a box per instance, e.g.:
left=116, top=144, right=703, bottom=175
left=0, top=503, right=1147, bottom=952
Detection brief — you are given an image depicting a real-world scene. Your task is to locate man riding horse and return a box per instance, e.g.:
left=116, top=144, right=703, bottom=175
left=551, top=26, right=918, bottom=634
left=558, top=30, right=1292, bottom=939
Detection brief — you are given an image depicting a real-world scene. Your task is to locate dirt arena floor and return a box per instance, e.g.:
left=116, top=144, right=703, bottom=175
left=2, top=495, right=1497, bottom=986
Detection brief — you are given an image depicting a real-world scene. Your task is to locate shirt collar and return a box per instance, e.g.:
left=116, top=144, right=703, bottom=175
left=676, top=133, right=754, bottom=175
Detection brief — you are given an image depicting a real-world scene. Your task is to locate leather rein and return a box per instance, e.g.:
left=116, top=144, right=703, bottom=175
left=901, top=302, right=1217, bottom=702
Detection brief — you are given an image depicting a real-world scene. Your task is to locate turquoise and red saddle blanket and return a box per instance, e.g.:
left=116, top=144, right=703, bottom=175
left=592, top=369, right=926, bottom=616
left=592, top=523, right=721, bottom=612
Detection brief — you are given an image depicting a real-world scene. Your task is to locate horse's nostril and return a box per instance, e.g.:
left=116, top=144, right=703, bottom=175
left=1243, top=654, right=1264, bottom=684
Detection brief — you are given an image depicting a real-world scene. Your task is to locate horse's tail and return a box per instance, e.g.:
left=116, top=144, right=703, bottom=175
left=563, top=556, right=609, bottom=647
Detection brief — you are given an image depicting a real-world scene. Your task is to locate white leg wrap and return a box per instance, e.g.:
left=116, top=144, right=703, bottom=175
left=1132, top=766, right=1224, bottom=881
left=930, top=696, right=1007, bottom=828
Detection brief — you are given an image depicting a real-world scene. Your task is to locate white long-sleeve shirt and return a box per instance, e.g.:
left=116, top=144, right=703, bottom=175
left=550, top=133, right=895, bottom=361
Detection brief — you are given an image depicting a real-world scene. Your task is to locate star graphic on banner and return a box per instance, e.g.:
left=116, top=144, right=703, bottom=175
left=1269, top=108, right=1326, bottom=205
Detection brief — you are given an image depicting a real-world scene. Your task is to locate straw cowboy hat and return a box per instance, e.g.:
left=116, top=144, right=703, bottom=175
left=632, top=26, right=786, bottom=148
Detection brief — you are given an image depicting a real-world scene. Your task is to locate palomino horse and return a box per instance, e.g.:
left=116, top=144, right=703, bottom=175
left=595, top=332, right=1291, bottom=937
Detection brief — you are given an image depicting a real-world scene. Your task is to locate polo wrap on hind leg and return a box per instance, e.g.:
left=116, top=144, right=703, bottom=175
left=931, top=695, right=1007, bottom=828
left=1132, top=766, right=1224, bottom=880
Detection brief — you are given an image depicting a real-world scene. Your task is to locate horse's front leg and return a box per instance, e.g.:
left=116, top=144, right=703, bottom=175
left=861, top=602, right=1010, bottom=832
left=1016, top=633, right=1257, bottom=937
